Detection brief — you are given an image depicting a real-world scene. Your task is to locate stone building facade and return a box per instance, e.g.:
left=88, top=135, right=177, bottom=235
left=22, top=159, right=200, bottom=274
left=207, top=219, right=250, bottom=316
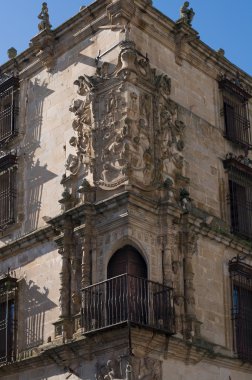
left=0, top=1, right=252, bottom=379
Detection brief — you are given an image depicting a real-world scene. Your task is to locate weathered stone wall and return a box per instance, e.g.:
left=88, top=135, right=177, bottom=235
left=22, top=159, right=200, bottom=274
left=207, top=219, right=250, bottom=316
left=0, top=242, right=60, bottom=352
left=0, top=1, right=252, bottom=379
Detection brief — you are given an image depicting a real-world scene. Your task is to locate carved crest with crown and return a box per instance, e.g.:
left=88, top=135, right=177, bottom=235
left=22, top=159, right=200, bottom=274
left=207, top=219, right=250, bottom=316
left=64, top=37, right=186, bottom=195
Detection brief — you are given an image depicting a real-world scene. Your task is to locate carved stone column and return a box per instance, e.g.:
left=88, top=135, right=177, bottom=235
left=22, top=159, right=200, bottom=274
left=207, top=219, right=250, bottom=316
left=169, top=219, right=184, bottom=334
left=181, top=214, right=200, bottom=340
left=70, top=235, right=81, bottom=316
left=58, top=216, right=75, bottom=339
left=181, top=215, right=200, bottom=340
left=81, top=212, right=93, bottom=289
left=59, top=246, right=70, bottom=318
left=162, top=237, right=173, bottom=288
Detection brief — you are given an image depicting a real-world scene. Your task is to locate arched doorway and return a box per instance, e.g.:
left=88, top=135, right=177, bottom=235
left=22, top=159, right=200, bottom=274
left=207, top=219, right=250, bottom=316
left=107, top=245, right=148, bottom=325
left=107, top=245, right=147, bottom=279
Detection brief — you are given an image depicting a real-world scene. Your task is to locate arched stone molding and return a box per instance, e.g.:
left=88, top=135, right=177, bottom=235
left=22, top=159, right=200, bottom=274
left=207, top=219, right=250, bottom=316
left=103, top=236, right=150, bottom=279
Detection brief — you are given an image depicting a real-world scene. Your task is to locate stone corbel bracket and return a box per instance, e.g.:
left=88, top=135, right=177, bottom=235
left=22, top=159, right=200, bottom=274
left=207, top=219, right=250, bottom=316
left=30, top=29, right=56, bottom=71
left=107, top=0, right=136, bottom=24
left=173, top=19, right=199, bottom=66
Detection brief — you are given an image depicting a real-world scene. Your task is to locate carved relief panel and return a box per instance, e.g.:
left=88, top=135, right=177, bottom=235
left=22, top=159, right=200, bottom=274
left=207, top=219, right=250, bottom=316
left=66, top=75, right=94, bottom=182
left=93, top=82, right=155, bottom=189
left=65, top=39, right=186, bottom=193
left=155, top=74, right=185, bottom=184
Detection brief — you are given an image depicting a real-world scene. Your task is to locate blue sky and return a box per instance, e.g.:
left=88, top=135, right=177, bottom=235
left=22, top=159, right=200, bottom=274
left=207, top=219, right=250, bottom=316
left=0, top=0, right=251, bottom=75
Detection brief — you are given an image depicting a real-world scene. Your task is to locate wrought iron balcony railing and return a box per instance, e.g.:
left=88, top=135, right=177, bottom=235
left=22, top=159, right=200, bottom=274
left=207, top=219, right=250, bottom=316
left=82, top=274, right=175, bottom=335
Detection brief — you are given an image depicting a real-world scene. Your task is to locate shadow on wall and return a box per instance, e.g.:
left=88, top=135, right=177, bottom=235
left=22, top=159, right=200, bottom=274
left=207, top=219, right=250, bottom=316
left=55, top=37, right=94, bottom=73
left=23, top=79, right=57, bottom=232
left=18, top=278, right=57, bottom=350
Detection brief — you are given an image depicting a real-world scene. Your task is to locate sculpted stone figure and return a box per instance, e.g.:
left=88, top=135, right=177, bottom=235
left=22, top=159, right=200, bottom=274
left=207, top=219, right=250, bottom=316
left=180, top=1, right=195, bottom=26
left=65, top=154, right=80, bottom=175
left=38, top=2, right=52, bottom=31
left=96, top=357, right=161, bottom=380
left=96, top=359, right=123, bottom=380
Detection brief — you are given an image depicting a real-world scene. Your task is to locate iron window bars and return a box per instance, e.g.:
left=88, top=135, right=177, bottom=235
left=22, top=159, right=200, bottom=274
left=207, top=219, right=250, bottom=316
left=224, top=155, right=252, bottom=240
left=0, top=75, right=19, bottom=146
left=219, top=76, right=252, bottom=148
left=0, top=274, right=18, bottom=365
left=229, top=257, right=252, bottom=363
left=0, top=154, right=17, bottom=230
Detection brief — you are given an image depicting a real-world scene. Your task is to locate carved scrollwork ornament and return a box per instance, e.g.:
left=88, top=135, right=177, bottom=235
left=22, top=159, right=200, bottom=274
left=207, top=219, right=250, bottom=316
left=63, top=39, right=186, bottom=193
left=155, top=75, right=186, bottom=184
left=65, top=75, right=94, bottom=181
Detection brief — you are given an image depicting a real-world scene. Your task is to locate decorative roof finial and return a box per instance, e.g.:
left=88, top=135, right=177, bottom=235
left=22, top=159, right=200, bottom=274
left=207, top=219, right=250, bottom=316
left=180, top=2, right=195, bottom=26
left=7, top=47, right=17, bottom=60
left=38, top=2, right=52, bottom=32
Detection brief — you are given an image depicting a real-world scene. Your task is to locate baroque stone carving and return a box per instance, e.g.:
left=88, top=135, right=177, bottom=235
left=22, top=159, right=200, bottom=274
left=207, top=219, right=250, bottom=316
left=91, top=40, right=156, bottom=189
left=64, top=38, right=186, bottom=191
left=95, top=357, right=161, bottom=380
left=155, top=74, right=185, bottom=183
left=66, top=76, right=93, bottom=178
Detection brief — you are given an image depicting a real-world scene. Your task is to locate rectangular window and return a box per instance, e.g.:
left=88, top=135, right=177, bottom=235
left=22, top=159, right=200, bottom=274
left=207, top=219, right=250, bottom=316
left=219, top=77, right=251, bottom=147
left=0, top=154, right=17, bottom=230
left=224, top=156, right=252, bottom=240
left=0, top=76, right=19, bottom=146
left=229, top=179, right=252, bottom=239
left=0, top=275, right=18, bottom=365
left=229, top=259, right=252, bottom=363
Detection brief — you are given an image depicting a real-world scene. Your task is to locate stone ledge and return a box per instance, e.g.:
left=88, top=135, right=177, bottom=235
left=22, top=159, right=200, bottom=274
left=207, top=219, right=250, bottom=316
left=1, top=326, right=251, bottom=376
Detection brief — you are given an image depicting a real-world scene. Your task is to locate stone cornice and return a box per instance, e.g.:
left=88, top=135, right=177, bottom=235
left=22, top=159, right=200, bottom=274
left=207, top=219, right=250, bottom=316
left=0, top=192, right=251, bottom=259
left=135, top=1, right=251, bottom=85
left=188, top=211, right=252, bottom=257
left=0, top=225, right=55, bottom=258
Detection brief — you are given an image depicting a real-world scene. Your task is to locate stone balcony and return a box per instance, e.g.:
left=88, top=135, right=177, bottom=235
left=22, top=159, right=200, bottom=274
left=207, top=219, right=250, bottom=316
left=81, top=274, right=175, bottom=335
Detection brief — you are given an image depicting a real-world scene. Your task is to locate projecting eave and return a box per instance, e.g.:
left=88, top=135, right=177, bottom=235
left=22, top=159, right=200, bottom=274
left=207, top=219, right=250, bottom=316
left=0, top=0, right=251, bottom=88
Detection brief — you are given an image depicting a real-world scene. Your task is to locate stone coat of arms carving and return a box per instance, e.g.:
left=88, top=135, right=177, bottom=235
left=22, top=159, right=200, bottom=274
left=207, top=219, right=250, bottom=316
left=65, top=38, right=185, bottom=191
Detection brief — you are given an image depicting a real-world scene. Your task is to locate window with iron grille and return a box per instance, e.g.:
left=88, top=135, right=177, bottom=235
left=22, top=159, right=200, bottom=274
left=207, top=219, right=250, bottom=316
left=0, top=75, right=19, bottom=146
left=219, top=77, right=251, bottom=147
left=0, top=154, right=17, bottom=230
left=0, top=274, right=18, bottom=365
left=224, top=155, right=252, bottom=240
left=229, top=258, right=252, bottom=363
